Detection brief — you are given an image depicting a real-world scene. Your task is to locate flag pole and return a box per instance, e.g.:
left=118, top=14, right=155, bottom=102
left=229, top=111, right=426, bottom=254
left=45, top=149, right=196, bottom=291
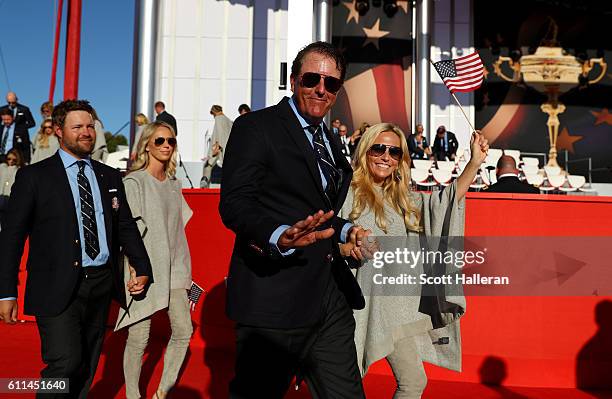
left=429, top=59, right=477, bottom=135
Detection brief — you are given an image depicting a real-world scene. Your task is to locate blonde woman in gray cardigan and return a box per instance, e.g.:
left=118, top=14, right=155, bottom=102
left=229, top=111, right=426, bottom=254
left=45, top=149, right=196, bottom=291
left=339, top=123, right=488, bottom=399
left=115, top=121, right=193, bottom=399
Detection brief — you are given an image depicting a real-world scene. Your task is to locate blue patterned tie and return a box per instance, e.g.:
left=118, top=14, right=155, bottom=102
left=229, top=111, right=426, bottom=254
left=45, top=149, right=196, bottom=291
left=77, top=161, right=100, bottom=260
left=308, top=125, right=340, bottom=204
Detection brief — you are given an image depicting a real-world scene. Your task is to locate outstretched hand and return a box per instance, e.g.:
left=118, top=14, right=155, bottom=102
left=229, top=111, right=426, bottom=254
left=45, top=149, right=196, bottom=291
left=278, top=210, right=335, bottom=252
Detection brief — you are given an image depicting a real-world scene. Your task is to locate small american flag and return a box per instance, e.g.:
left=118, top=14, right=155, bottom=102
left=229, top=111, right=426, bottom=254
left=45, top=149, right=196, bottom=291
left=433, top=51, right=484, bottom=93
left=187, top=281, right=206, bottom=311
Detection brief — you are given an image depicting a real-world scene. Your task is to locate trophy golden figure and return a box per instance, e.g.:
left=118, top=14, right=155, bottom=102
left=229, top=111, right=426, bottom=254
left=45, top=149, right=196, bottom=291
left=492, top=23, right=607, bottom=168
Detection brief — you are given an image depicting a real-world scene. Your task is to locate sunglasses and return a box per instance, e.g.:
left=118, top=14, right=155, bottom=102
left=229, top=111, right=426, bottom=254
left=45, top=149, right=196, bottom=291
left=154, top=137, right=177, bottom=147
left=300, top=72, right=343, bottom=94
left=43, top=125, right=53, bottom=129
left=367, top=144, right=403, bottom=161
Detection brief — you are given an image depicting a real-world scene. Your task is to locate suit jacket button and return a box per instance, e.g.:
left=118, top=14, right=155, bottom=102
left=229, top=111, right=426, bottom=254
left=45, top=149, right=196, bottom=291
left=75, top=239, right=79, bottom=244
left=74, top=261, right=79, bottom=266
left=326, top=253, right=333, bottom=262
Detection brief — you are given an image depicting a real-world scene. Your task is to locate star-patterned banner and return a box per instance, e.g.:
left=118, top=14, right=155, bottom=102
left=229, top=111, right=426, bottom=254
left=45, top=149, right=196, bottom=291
left=331, top=1, right=413, bottom=135
left=474, top=0, right=612, bottom=183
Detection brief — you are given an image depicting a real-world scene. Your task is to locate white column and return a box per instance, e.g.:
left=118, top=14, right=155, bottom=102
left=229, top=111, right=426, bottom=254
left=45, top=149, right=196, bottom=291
left=131, top=0, right=159, bottom=146
left=286, top=0, right=315, bottom=96
left=415, top=0, right=432, bottom=138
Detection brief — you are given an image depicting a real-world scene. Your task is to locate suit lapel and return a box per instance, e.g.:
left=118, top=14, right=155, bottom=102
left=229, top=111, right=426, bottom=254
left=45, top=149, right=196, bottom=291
left=277, top=98, right=330, bottom=206
left=49, top=153, right=78, bottom=226
left=91, top=161, right=113, bottom=249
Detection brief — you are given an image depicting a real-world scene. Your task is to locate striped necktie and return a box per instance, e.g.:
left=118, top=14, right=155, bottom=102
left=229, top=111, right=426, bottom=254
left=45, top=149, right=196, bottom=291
left=307, top=125, right=340, bottom=205
left=77, top=161, right=100, bottom=260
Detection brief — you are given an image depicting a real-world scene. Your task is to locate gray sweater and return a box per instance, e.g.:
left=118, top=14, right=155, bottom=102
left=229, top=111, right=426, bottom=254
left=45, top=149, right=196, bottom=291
left=340, top=181, right=466, bottom=375
left=115, top=170, right=193, bottom=330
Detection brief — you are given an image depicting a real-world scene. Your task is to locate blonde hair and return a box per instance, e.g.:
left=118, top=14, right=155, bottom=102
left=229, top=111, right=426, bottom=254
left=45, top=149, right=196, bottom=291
left=135, top=113, right=149, bottom=126
left=36, top=118, right=54, bottom=149
left=130, top=121, right=177, bottom=177
left=350, top=122, right=421, bottom=233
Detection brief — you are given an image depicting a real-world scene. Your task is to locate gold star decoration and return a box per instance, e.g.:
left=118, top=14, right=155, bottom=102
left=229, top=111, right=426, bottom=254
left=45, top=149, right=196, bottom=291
left=398, top=0, right=409, bottom=13
left=556, top=127, right=583, bottom=154
left=343, top=1, right=359, bottom=24
left=362, top=19, right=390, bottom=50
left=590, top=108, right=612, bottom=126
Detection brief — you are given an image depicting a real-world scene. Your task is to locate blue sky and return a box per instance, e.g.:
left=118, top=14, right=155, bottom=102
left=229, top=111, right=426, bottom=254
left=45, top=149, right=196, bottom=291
left=0, top=0, right=134, bottom=138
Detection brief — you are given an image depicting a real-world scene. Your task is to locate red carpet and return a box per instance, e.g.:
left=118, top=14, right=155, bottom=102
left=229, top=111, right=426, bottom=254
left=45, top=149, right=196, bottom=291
left=1, top=321, right=610, bottom=399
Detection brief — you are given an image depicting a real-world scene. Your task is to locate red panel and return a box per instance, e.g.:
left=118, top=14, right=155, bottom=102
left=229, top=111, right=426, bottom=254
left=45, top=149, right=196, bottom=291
left=14, top=190, right=612, bottom=389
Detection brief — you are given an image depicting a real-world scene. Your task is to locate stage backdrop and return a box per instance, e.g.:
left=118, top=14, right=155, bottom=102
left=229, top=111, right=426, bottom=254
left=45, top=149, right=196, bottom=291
left=330, top=1, right=413, bottom=135
left=474, top=0, right=612, bottom=182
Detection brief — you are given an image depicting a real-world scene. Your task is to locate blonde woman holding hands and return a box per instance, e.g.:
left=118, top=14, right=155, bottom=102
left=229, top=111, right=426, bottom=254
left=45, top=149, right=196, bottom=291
left=340, top=123, right=488, bottom=399
left=115, top=121, right=193, bottom=399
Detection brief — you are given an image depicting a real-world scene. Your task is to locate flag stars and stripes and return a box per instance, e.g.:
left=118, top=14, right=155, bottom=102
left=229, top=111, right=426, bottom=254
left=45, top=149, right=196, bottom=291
left=433, top=51, right=484, bottom=93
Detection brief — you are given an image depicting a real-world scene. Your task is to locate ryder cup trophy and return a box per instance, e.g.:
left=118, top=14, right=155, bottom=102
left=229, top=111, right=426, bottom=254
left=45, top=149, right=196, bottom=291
left=493, top=41, right=607, bottom=168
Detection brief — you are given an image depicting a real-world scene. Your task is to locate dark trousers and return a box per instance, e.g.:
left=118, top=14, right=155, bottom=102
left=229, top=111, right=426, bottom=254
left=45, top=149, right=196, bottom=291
left=229, top=279, right=365, bottom=399
left=35, top=266, right=113, bottom=399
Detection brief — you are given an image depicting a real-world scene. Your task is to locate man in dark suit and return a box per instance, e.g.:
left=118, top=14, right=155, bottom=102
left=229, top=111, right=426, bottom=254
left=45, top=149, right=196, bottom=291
left=0, top=91, right=36, bottom=130
left=154, top=101, right=178, bottom=136
left=432, top=125, right=459, bottom=161
left=0, top=107, right=31, bottom=164
left=0, top=100, right=153, bottom=399
left=486, top=155, right=540, bottom=194
left=335, top=124, right=353, bottom=164
left=220, top=41, right=368, bottom=398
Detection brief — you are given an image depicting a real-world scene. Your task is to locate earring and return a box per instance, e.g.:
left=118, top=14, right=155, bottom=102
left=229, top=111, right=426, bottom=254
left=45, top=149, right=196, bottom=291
left=395, top=170, right=402, bottom=181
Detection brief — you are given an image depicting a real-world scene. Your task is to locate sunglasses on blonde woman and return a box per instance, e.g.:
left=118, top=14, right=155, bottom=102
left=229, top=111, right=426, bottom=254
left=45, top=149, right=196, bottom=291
left=367, top=144, right=403, bottom=161
left=154, top=137, right=177, bottom=147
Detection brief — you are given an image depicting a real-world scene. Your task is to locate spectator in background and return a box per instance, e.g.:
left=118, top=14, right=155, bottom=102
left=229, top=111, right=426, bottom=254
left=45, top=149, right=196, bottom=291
left=0, top=108, right=31, bottom=164
left=408, top=123, right=432, bottom=160
left=90, top=108, right=108, bottom=162
left=200, top=105, right=233, bottom=187
left=238, top=103, right=251, bottom=115
left=432, top=125, right=459, bottom=161
left=31, top=118, right=60, bottom=164
left=0, top=149, right=23, bottom=225
left=350, top=122, right=370, bottom=156
left=40, top=101, right=54, bottom=120
left=0, top=92, right=35, bottom=131
left=336, top=124, right=352, bottom=163
left=486, top=155, right=540, bottom=194
left=155, top=101, right=178, bottom=136
left=331, top=118, right=342, bottom=135
left=131, top=113, right=150, bottom=161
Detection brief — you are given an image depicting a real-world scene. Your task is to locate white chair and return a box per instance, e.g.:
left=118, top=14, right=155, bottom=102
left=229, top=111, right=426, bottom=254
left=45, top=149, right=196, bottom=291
left=544, top=165, right=562, bottom=177
left=547, top=174, right=566, bottom=189
left=560, top=175, right=586, bottom=192
left=522, top=157, right=540, bottom=167
left=521, top=165, right=540, bottom=176
left=411, top=168, right=436, bottom=189
left=436, top=160, right=456, bottom=171
left=105, top=149, right=129, bottom=170
left=412, top=159, right=434, bottom=171
left=432, top=169, right=453, bottom=186
left=567, top=175, right=586, bottom=189
left=524, top=174, right=544, bottom=187
left=504, top=149, right=521, bottom=165
left=486, top=148, right=503, bottom=165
